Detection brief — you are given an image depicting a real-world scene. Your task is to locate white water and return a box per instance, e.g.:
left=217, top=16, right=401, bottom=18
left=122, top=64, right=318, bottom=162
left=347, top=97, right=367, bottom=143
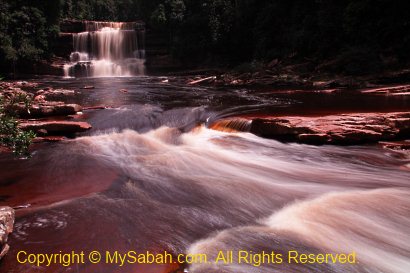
left=71, top=126, right=410, bottom=273
left=64, top=21, right=145, bottom=78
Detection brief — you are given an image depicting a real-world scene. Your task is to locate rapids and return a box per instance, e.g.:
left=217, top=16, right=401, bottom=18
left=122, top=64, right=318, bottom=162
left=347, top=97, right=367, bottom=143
left=0, top=77, right=409, bottom=273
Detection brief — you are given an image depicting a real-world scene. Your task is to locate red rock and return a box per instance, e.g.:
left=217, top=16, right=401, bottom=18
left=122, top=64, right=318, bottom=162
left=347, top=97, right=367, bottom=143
left=1, top=88, right=33, bottom=99
left=0, top=146, right=11, bottom=154
left=19, top=103, right=82, bottom=117
left=211, top=112, right=410, bottom=145
left=19, top=121, right=92, bottom=135
left=41, top=88, right=77, bottom=101
left=0, top=81, right=38, bottom=91
left=251, top=118, right=314, bottom=140
left=33, top=136, right=67, bottom=143
left=36, top=129, right=48, bottom=136
left=361, top=84, right=410, bottom=95
left=379, top=141, right=410, bottom=150
left=313, top=80, right=337, bottom=88
left=83, top=105, right=108, bottom=110
left=34, top=94, right=46, bottom=102
left=298, top=133, right=329, bottom=144
left=209, top=118, right=252, bottom=132
left=0, top=207, right=14, bottom=260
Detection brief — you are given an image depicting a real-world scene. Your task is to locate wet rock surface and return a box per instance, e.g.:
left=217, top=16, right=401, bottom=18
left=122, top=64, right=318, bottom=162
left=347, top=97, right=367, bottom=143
left=0, top=81, right=92, bottom=144
left=0, top=207, right=15, bottom=260
left=181, top=67, right=410, bottom=91
left=13, top=102, right=82, bottom=118
left=361, top=84, right=410, bottom=96
left=249, top=112, right=410, bottom=145
left=379, top=140, right=410, bottom=151
left=211, top=112, right=410, bottom=145
left=20, top=121, right=92, bottom=135
left=37, top=88, right=78, bottom=101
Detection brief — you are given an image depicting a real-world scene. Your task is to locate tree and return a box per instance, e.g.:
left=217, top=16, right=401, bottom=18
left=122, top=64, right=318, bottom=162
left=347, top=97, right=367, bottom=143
left=0, top=0, right=63, bottom=73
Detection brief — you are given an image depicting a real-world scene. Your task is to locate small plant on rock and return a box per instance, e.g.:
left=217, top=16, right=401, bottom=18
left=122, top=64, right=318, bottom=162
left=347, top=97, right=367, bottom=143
left=0, top=89, right=35, bottom=157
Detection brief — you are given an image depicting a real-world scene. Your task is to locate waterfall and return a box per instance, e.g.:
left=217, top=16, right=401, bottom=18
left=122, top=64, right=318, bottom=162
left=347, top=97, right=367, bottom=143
left=63, top=21, right=145, bottom=78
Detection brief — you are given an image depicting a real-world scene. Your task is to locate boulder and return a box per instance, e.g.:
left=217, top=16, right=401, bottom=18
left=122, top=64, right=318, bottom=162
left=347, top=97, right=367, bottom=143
left=15, top=102, right=82, bottom=118
left=211, top=112, right=410, bottom=145
left=1, top=87, right=34, bottom=98
left=1, top=83, right=81, bottom=118
left=0, top=207, right=15, bottom=260
left=34, top=94, right=46, bottom=102
left=38, top=88, right=77, bottom=101
left=249, top=112, right=410, bottom=145
left=0, top=81, right=39, bottom=92
left=251, top=118, right=314, bottom=140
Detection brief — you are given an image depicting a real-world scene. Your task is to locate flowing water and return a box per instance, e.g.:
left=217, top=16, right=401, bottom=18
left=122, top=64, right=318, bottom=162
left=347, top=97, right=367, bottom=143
left=63, top=22, right=145, bottom=78
left=0, top=77, right=409, bottom=273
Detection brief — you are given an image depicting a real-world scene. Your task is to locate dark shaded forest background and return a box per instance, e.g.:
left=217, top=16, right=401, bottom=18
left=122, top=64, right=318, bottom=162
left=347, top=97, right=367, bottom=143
left=1, top=0, right=410, bottom=75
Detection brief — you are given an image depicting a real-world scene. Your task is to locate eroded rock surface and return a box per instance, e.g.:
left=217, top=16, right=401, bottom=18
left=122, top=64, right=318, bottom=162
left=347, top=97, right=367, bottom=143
left=0, top=207, right=15, bottom=260
left=211, top=112, right=410, bottom=145
left=250, top=112, right=410, bottom=145
left=1, top=81, right=93, bottom=145
left=13, top=102, right=82, bottom=118
left=20, top=121, right=92, bottom=135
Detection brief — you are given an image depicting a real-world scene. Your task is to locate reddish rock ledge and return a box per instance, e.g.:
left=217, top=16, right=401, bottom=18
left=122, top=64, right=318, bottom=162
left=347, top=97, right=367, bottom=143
left=19, top=121, right=92, bottom=135
left=211, top=112, right=410, bottom=145
left=1, top=81, right=94, bottom=144
left=13, top=102, right=82, bottom=118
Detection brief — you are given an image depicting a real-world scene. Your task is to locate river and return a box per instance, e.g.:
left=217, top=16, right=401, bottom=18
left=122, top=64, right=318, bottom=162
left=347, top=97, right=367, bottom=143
left=0, top=76, right=409, bottom=273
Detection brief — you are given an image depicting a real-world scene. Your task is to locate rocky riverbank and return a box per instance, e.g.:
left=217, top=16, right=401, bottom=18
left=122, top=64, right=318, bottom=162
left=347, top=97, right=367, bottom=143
left=2, top=79, right=409, bottom=150
left=210, top=112, right=410, bottom=147
left=0, top=81, right=92, bottom=146
left=184, top=66, right=410, bottom=90
left=186, top=68, right=410, bottom=149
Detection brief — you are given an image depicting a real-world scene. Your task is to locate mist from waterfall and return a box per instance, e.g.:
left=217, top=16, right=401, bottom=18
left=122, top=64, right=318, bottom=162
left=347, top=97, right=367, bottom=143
left=64, top=21, right=145, bottom=78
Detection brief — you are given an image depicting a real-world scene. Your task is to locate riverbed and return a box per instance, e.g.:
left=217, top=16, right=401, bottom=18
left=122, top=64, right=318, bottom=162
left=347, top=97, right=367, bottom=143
left=0, top=76, right=409, bottom=273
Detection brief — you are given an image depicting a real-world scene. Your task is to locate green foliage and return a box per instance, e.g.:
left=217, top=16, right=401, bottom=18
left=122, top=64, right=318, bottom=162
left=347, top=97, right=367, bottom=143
left=154, top=0, right=410, bottom=71
left=0, top=114, right=35, bottom=156
left=0, top=91, right=35, bottom=156
left=61, top=0, right=157, bottom=22
left=0, top=0, right=63, bottom=71
left=9, top=7, right=47, bottom=61
left=150, top=0, right=186, bottom=32
left=205, top=0, right=235, bottom=43
left=166, top=0, right=186, bottom=23
left=1, top=0, right=410, bottom=74
left=150, top=4, right=167, bottom=29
